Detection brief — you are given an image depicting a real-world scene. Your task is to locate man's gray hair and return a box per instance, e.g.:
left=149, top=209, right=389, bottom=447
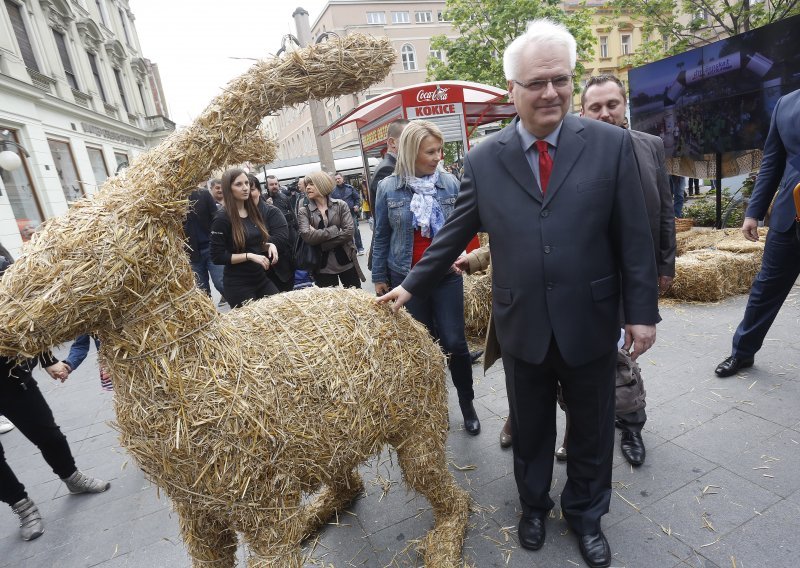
left=503, top=19, right=577, bottom=80
left=266, top=174, right=278, bottom=182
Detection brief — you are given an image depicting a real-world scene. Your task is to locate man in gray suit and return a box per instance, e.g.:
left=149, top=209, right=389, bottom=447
left=581, top=74, right=676, bottom=467
left=379, top=20, right=659, bottom=568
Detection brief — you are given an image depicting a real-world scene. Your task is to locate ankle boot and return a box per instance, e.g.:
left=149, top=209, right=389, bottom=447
left=12, top=497, right=43, bottom=541
left=459, top=400, right=481, bottom=435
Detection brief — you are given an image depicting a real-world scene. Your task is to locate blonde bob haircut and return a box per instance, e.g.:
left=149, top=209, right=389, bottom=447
left=393, top=120, right=444, bottom=181
left=304, top=171, right=335, bottom=197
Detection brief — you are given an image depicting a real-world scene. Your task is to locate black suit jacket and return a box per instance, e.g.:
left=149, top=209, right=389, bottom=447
left=368, top=153, right=397, bottom=211
left=403, top=115, right=660, bottom=367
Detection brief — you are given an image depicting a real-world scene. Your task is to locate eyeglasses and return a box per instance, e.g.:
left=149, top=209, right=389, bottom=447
left=512, top=74, right=574, bottom=91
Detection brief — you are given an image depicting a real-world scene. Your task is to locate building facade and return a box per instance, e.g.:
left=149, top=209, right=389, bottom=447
left=265, top=0, right=455, bottom=169
left=0, top=0, right=173, bottom=255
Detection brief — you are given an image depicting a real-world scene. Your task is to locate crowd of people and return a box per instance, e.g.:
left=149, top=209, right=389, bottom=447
left=3, top=18, right=798, bottom=568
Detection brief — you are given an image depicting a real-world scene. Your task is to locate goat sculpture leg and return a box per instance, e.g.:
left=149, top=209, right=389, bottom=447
left=300, top=467, right=365, bottom=537
left=242, top=492, right=306, bottom=567
left=392, top=425, right=471, bottom=567
left=174, top=502, right=238, bottom=568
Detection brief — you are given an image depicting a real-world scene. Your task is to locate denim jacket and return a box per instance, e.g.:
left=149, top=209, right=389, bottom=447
left=371, top=171, right=460, bottom=284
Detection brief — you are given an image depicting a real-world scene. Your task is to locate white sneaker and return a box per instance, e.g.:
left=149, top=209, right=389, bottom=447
left=0, top=415, right=14, bottom=434
left=62, top=471, right=110, bottom=494
left=12, top=498, right=43, bottom=541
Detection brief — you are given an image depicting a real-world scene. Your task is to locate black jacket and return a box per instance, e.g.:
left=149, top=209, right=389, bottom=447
left=183, top=188, right=217, bottom=263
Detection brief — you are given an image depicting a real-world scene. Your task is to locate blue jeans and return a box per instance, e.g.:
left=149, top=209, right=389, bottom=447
left=390, top=269, right=474, bottom=402
left=670, top=176, right=685, bottom=218
left=352, top=212, right=363, bottom=251
left=190, top=244, right=225, bottom=297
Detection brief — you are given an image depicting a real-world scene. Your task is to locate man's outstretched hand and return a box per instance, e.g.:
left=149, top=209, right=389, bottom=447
left=376, top=285, right=412, bottom=313
left=622, top=324, right=657, bottom=361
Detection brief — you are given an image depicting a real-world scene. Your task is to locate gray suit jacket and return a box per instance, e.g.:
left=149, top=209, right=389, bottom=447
left=629, top=129, right=676, bottom=277
left=403, top=114, right=660, bottom=367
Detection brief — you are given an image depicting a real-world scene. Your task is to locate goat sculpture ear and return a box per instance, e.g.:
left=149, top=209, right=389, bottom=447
left=124, top=35, right=396, bottom=205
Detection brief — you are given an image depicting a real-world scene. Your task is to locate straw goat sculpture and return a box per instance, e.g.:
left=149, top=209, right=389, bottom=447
left=0, top=35, right=469, bottom=567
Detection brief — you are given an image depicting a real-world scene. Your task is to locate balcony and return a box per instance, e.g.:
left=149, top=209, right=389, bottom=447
left=144, top=115, right=176, bottom=133
left=71, top=88, right=93, bottom=109
left=27, top=68, right=57, bottom=94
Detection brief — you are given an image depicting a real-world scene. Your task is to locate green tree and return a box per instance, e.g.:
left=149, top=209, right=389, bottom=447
left=427, top=0, right=596, bottom=89
left=608, top=0, right=800, bottom=65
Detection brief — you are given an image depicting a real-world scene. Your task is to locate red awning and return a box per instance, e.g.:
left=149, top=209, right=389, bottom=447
left=321, top=81, right=516, bottom=136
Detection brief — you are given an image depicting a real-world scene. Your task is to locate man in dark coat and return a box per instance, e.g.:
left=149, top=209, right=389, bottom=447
left=379, top=20, right=659, bottom=568
left=715, top=88, right=800, bottom=377
left=581, top=74, right=676, bottom=467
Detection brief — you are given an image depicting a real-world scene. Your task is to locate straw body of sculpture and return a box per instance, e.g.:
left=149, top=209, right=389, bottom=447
left=0, top=35, right=469, bottom=567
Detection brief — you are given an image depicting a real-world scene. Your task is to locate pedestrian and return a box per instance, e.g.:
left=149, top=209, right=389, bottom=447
left=184, top=181, right=226, bottom=304
left=297, top=171, right=364, bottom=288
left=715, top=88, right=800, bottom=378
left=60, top=335, right=113, bottom=391
left=332, top=172, right=364, bottom=255
left=248, top=174, right=294, bottom=292
left=372, top=120, right=480, bottom=436
left=378, top=19, right=659, bottom=568
left=210, top=168, right=279, bottom=308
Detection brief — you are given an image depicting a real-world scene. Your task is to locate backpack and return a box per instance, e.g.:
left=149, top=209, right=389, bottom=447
left=615, top=348, right=646, bottom=414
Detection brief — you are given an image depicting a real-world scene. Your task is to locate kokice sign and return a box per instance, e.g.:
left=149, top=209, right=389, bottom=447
left=409, top=103, right=460, bottom=118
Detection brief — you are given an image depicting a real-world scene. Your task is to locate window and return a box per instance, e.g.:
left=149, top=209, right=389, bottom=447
left=599, top=36, right=608, bottom=58
left=437, top=11, right=446, bottom=21
left=118, top=8, right=131, bottom=45
left=391, top=11, right=410, bottom=24
left=87, top=51, right=107, bottom=102
left=95, top=0, right=107, bottom=26
left=114, top=152, right=128, bottom=172
left=114, top=68, right=129, bottom=113
left=401, top=44, right=417, bottom=71
left=621, top=34, right=632, bottom=55
left=47, top=139, right=85, bottom=203
left=86, top=147, right=109, bottom=189
left=52, top=30, right=78, bottom=91
left=415, top=11, right=432, bottom=23
left=137, top=82, right=148, bottom=113
left=5, top=0, right=39, bottom=72
left=0, top=128, right=44, bottom=242
left=366, top=12, right=385, bottom=25
left=429, top=49, right=443, bottom=62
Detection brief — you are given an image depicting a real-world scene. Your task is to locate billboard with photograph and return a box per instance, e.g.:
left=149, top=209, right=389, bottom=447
left=628, top=14, right=800, bottom=159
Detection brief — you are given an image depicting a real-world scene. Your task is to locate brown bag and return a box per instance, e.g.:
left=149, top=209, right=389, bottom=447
left=615, top=348, right=646, bottom=414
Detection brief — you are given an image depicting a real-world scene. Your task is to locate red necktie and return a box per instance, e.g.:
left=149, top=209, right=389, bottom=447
left=535, top=140, right=552, bottom=196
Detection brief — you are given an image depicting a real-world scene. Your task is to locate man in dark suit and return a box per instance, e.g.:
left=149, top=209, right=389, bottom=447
left=581, top=74, right=676, bottom=467
left=367, top=119, right=408, bottom=270
left=378, top=20, right=659, bottom=568
left=715, top=88, right=800, bottom=377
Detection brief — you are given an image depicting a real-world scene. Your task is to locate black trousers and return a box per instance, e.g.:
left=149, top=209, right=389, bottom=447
left=504, top=339, right=616, bottom=536
left=0, top=375, right=77, bottom=506
left=224, top=274, right=280, bottom=309
left=314, top=266, right=362, bottom=289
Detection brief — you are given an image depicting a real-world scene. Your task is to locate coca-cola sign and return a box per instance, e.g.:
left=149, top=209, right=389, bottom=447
left=416, top=85, right=450, bottom=103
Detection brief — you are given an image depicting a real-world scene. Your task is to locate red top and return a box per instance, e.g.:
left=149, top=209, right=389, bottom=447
left=411, top=229, right=432, bottom=267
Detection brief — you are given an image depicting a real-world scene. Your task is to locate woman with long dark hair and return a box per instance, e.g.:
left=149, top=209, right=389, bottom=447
left=210, top=168, right=279, bottom=307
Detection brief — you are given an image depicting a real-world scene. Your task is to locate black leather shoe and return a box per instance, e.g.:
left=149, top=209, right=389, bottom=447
left=620, top=431, right=646, bottom=466
left=469, top=349, right=484, bottom=364
left=578, top=531, right=611, bottom=568
left=518, top=515, right=545, bottom=550
left=715, top=355, right=754, bottom=377
left=459, top=401, right=481, bottom=435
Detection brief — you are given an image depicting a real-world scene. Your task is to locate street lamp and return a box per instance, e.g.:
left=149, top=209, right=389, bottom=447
left=0, top=130, right=31, bottom=172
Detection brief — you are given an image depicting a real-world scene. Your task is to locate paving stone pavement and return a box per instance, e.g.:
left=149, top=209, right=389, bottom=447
left=1, top=238, right=798, bottom=567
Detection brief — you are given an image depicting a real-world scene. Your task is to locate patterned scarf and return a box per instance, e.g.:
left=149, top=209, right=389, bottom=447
left=407, top=170, right=445, bottom=238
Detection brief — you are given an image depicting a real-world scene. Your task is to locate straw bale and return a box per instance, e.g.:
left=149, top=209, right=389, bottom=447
left=676, top=227, right=768, bottom=256
left=463, top=267, right=492, bottom=339
left=0, top=34, right=470, bottom=567
left=666, top=250, right=762, bottom=302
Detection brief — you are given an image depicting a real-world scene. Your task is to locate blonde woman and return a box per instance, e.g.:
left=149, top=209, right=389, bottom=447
left=297, top=171, right=365, bottom=288
left=371, top=120, right=479, bottom=435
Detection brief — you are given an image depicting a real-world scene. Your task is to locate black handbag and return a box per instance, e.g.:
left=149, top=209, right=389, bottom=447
left=294, top=236, right=320, bottom=272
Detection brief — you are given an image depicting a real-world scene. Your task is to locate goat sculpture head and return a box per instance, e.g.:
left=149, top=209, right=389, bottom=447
left=0, top=34, right=395, bottom=358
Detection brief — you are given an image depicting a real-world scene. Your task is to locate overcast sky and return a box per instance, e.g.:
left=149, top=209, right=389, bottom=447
left=131, top=0, right=328, bottom=126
